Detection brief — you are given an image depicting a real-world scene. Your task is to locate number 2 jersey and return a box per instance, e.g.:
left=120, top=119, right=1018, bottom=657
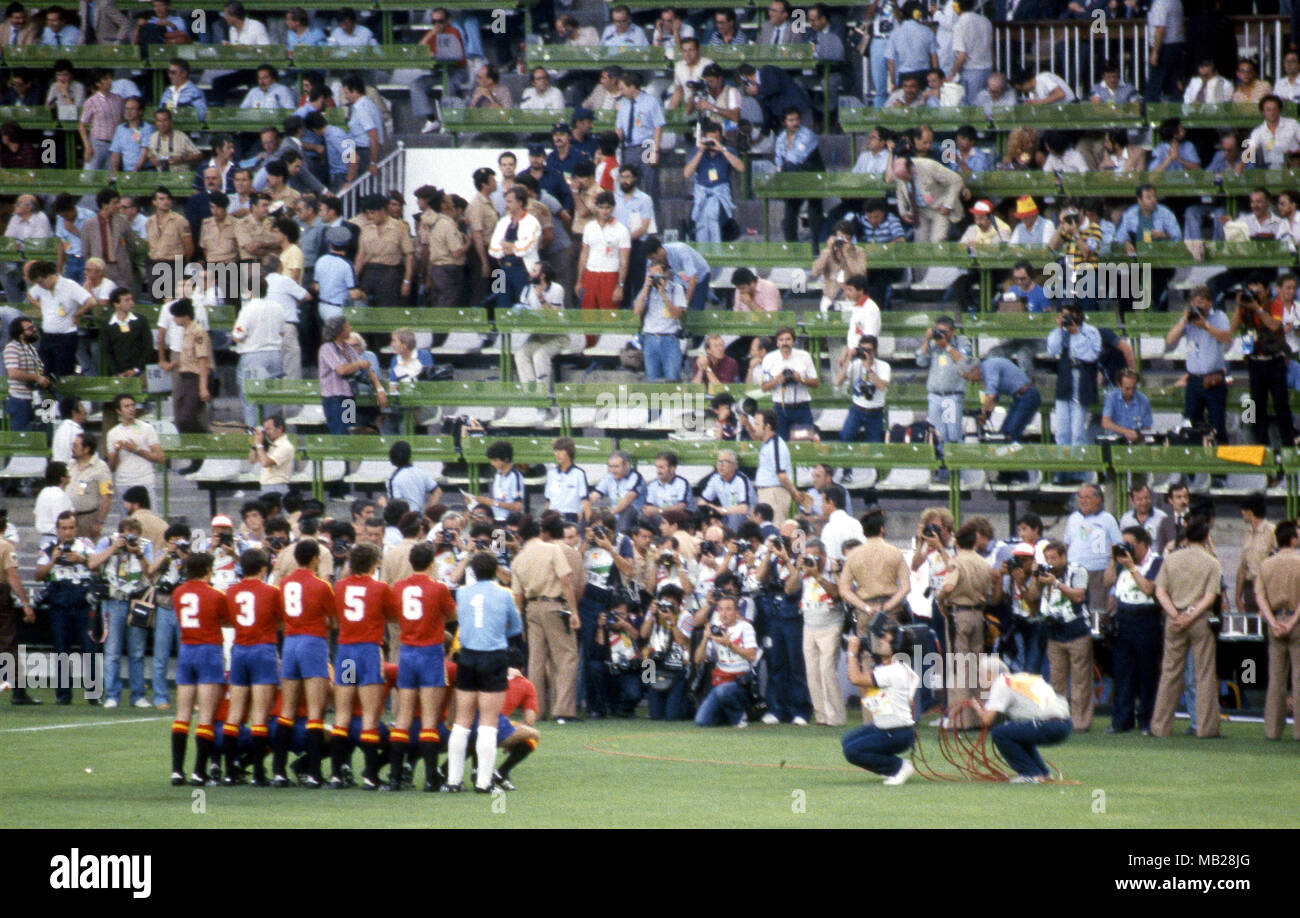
left=278, top=568, right=337, bottom=639
left=173, top=580, right=230, bottom=645
left=333, top=574, right=398, bottom=645
left=392, top=573, right=456, bottom=646
left=225, top=578, right=284, bottom=645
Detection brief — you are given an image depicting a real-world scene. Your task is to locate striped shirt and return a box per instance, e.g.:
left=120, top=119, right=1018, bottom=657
left=80, top=91, right=124, bottom=142
left=2, top=339, right=43, bottom=399
left=755, top=435, right=792, bottom=487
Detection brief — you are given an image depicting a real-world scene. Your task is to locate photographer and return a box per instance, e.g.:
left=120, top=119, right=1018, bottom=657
left=786, top=538, right=843, bottom=726
left=1023, top=540, right=1094, bottom=731
left=641, top=584, right=694, bottom=720
left=148, top=523, right=192, bottom=708
left=693, top=594, right=759, bottom=728
left=754, top=525, right=811, bottom=725
left=970, top=657, right=1072, bottom=784
left=966, top=355, right=1039, bottom=452
left=34, top=512, right=104, bottom=705
left=1103, top=526, right=1163, bottom=735
left=1100, top=369, right=1154, bottom=444
left=249, top=415, right=294, bottom=491
left=633, top=252, right=687, bottom=382
left=1228, top=275, right=1296, bottom=448
left=759, top=327, right=819, bottom=440
left=684, top=120, right=744, bottom=244
left=1046, top=304, right=1102, bottom=471
left=813, top=228, right=869, bottom=314
left=94, top=518, right=155, bottom=709
left=1001, top=542, right=1044, bottom=675
left=578, top=512, right=636, bottom=717
left=842, top=624, right=919, bottom=786
left=685, top=64, right=742, bottom=143
left=916, top=316, right=972, bottom=468
left=593, top=598, right=644, bottom=717
left=836, top=334, right=890, bottom=444
left=207, top=514, right=241, bottom=592
left=1165, top=285, right=1232, bottom=442
left=840, top=509, right=911, bottom=638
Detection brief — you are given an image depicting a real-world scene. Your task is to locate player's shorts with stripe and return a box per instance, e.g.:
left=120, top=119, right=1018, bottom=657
left=455, top=648, right=508, bottom=693
left=176, top=644, right=224, bottom=685
left=230, top=643, right=280, bottom=686
left=334, top=642, right=383, bottom=686
left=397, top=643, right=446, bottom=689
left=281, top=634, right=330, bottom=681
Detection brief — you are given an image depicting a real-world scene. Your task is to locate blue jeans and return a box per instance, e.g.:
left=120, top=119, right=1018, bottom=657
left=1288, top=360, right=1300, bottom=391
left=990, top=718, right=1072, bottom=777
left=927, top=392, right=963, bottom=459
left=88, top=138, right=113, bottom=171
left=695, top=680, right=747, bottom=726
left=774, top=402, right=814, bottom=440
left=868, top=37, right=890, bottom=107
left=647, top=673, right=689, bottom=720
left=765, top=615, right=811, bottom=722
left=841, top=405, right=884, bottom=443
left=5, top=396, right=38, bottom=432
left=153, top=604, right=179, bottom=706
left=576, top=593, right=607, bottom=713
left=643, top=333, right=682, bottom=382
left=1184, top=373, right=1228, bottom=440
left=1011, top=619, right=1045, bottom=676
left=103, top=598, right=147, bottom=704
left=1111, top=611, right=1162, bottom=732
left=842, top=724, right=914, bottom=776
left=323, top=395, right=351, bottom=435
left=238, top=350, right=283, bottom=427
left=1052, top=398, right=1088, bottom=446
left=1002, top=387, right=1041, bottom=441
left=494, top=257, right=529, bottom=312
left=63, top=253, right=85, bottom=284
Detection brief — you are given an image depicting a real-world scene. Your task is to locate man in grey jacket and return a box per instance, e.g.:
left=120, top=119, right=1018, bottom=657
left=915, top=315, right=972, bottom=475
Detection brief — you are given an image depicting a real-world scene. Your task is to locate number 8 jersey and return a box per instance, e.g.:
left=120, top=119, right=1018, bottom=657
left=278, top=568, right=337, bottom=639
left=172, top=579, right=230, bottom=645
left=332, top=574, right=398, bottom=645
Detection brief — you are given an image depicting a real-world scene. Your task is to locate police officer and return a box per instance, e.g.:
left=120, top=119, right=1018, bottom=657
left=1253, top=519, right=1300, bottom=741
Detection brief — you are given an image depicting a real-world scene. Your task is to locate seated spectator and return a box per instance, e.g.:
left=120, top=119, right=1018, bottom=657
left=466, top=63, right=512, bottom=110
left=514, top=264, right=576, bottom=387
left=284, top=6, right=325, bottom=49
left=1100, top=369, right=1153, bottom=443
left=326, top=6, right=377, bottom=46
left=45, top=58, right=84, bottom=119
left=885, top=73, right=927, bottom=108
left=1248, top=95, right=1300, bottom=171
left=134, top=0, right=188, bottom=44
left=1049, top=204, right=1102, bottom=281
left=1011, top=65, right=1076, bottom=104
left=1009, top=196, right=1054, bottom=245
left=960, top=199, right=1011, bottom=246
left=1278, top=189, right=1300, bottom=241
left=241, top=65, right=295, bottom=110
left=601, top=4, right=648, bottom=47
left=1149, top=117, right=1201, bottom=172
left=1099, top=128, right=1146, bottom=172
left=1041, top=130, right=1088, bottom=174
left=1089, top=59, right=1138, bottom=103
left=857, top=200, right=906, bottom=305
left=159, top=58, right=207, bottom=121
left=1000, top=127, right=1040, bottom=170
left=521, top=67, right=565, bottom=110
left=922, top=68, right=965, bottom=107
left=40, top=4, right=78, bottom=46
left=1006, top=260, right=1050, bottom=312
left=732, top=267, right=781, bottom=313
left=1232, top=57, right=1272, bottom=105
left=1184, top=56, right=1233, bottom=104
left=1116, top=184, right=1181, bottom=254
left=707, top=8, right=746, bottom=46
left=582, top=66, right=625, bottom=113
left=554, top=13, right=598, bottom=47
left=146, top=108, right=201, bottom=171
left=949, top=124, right=992, bottom=174
left=0, top=121, right=38, bottom=168
left=694, top=334, right=739, bottom=384
left=974, top=71, right=1017, bottom=116
left=108, top=98, right=152, bottom=176
left=1240, top=187, right=1291, bottom=241
left=851, top=126, right=893, bottom=174
left=1276, top=48, right=1300, bottom=103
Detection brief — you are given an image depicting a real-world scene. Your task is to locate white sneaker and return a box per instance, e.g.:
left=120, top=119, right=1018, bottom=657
left=760, top=712, right=780, bottom=725
left=421, top=119, right=441, bottom=134
left=883, top=759, right=914, bottom=786
left=735, top=716, right=749, bottom=728
left=103, top=699, right=119, bottom=709
left=133, top=698, right=152, bottom=709
left=792, top=716, right=809, bottom=726
left=1009, top=775, right=1040, bottom=784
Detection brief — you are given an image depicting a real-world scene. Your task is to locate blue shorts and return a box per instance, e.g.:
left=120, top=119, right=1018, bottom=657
left=470, top=712, right=516, bottom=743
left=397, top=644, right=447, bottom=690
left=176, top=644, right=224, bottom=686
left=230, top=643, right=280, bottom=686
left=281, top=634, right=330, bottom=681
left=334, top=642, right=383, bottom=686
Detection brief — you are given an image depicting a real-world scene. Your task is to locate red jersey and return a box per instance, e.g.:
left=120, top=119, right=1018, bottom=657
left=502, top=672, right=538, bottom=720
left=279, top=568, right=336, bottom=639
left=334, top=574, right=397, bottom=645
left=174, top=580, right=229, bottom=645
left=225, top=578, right=284, bottom=645
left=392, top=573, right=455, bottom=647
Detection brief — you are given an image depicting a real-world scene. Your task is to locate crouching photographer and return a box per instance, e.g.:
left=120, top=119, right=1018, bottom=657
left=95, top=518, right=155, bottom=709
left=641, top=584, right=693, bottom=720
left=147, top=523, right=192, bottom=708
left=693, top=594, right=760, bottom=727
left=842, top=613, right=921, bottom=785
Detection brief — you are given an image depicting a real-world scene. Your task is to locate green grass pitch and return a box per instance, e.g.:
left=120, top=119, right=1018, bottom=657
left=3, top=698, right=1298, bottom=828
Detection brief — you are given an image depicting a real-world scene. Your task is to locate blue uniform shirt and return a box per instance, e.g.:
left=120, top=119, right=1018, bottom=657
left=456, top=580, right=523, bottom=651
left=288, top=25, right=327, bottom=48
left=491, top=468, right=524, bottom=522
left=1102, top=389, right=1153, bottom=432
left=755, top=435, right=792, bottom=488
left=1065, top=510, right=1122, bottom=572
left=314, top=252, right=355, bottom=306
left=594, top=470, right=647, bottom=516
left=646, top=474, right=692, bottom=510
left=545, top=464, right=589, bottom=515
left=109, top=123, right=154, bottom=172
left=616, top=90, right=665, bottom=148
left=700, top=471, right=756, bottom=524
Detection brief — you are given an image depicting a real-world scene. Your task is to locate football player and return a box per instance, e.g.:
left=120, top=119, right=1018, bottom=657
left=170, top=552, right=229, bottom=787
left=222, top=549, right=284, bottom=785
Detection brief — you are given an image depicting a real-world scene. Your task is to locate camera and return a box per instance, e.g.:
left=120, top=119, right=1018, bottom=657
left=331, top=539, right=352, bottom=560
left=1034, top=564, right=1052, bottom=579
left=699, top=540, right=716, bottom=555
left=802, top=556, right=818, bottom=569
left=1112, top=543, right=1131, bottom=560
left=267, top=536, right=286, bottom=551
left=658, top=550, right=676, bottom=566
left=865, top=609, right=927, bottom=657
left=1061, top=313, right=1080, bottom=330
left=1188, top=306, right=1205, bottom=322
left=781, top=368, right=798, bottom=385
left=591, top=525, right=608, bottom=540
left=216, top=532, right=234, bottom=547
left=710, top=623, right=725, bottom=637
left=921, top=523, right=940, bottom=539
left=125, top=534, right=139, bottom=546
left=473, top=537, right=491, bottom=550
left=54, top=542, right=77, bottom=564
left=174, top=539, right=190, bottom=553
left=851, top=374, right=876, bottom=401
left=686, top=79, right=706, bottom=94
left=767, top=534, right=791, bottom=552
left=931, top=327, right=948, bottom=342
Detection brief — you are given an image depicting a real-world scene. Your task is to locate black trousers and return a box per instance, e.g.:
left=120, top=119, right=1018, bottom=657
left=1111, top=610, right=1162, bottom=732
left=1248, top=356, right=1295, bottom=447
left=782, top=197, right=823, bottom=249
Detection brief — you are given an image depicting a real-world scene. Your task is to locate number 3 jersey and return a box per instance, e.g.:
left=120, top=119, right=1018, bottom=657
left=172, top=580, right=230, bottom=645
left=224, top=578, right=284, bottom=645
left=278, top=568, right=337, bottom=639
left=333, top=575, right=398, bottom=645
left=391, top=573, right=456, bottom=646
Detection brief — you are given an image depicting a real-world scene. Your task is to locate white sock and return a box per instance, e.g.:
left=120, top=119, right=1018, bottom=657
left=446, top=724, right=471, bottom=787
left=474, top=726, right=498, bottom=789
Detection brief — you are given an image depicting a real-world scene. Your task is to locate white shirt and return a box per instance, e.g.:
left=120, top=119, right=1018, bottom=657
left=106, top=420, right=160, bottom=488
left=1275, top=75, right=1300, bottom=102
left=707, top=618, right=757, bottom=677
left=227, top=17, right=270, bottom=44
left=581, top=219, right=631, bottom=273
left=861, top=659, right=919, bottom=729
left=847, top=356, right=890, bottom=410
left=520, top=86, right=566, bottom=110
left=672, top=57, right=711, bottom=93
left=51, top=418, right=83, bottom=465
left=845, top=298, right=882, bottom=349
left=951, top=10, right=993, bottom=69
left=231, top=297, right=284, bottom=354
left=489, top=213, right=542, bottom=270
left=158, top=297, right=210, bottom=352
left=985, top=671, right=1070, bottom=722
left=821, top=509, right=865, bottom=564
left=265, top=273, right=308, bottom=324
left=1028, top=71, right=1076, bottom=103
left=1182, top=75, right=1233, bottom=104
left=327, top=24, right=377, bottom=45
left=31, top=277, right=94, bottom=335
left=545, top=464, right=589, bottom=515
left=1118, top=507, right=1167, bottom=545
left=1248, top=118, right=1300, bottom=170
left=34, top=485, right=73, bottom=537
left=1043, top=148, right=1088, bottom=173
left=852, top=148, right=892, bottom=175
left=760, top=348, right=818, bottom=407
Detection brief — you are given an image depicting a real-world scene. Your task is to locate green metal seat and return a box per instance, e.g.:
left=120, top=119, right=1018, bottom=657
left=943, top=443, right=1107, bottom=521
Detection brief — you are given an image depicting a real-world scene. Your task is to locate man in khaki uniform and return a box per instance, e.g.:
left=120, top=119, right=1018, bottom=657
left=1236, top=495, right=1276, bottom=614
left=355, top=194, right=415, bottom=306
left=171, top=299, right=211, bottom=433
left=262, top=160, right=301, bottom=209
left=199, top=192, right=239, bottom=264
left=838, top=509, right=911, bottom=639
left=66, top=432, right=113, bottom=539
left=937, top=521, right=994, bottom=728
left=1254, top=519, right=1300, bottom=741
left=465, top=168, right=499, bottom=307
left=0, top=532, right=38, bottom=704
left=146, top=186, right=193, bottom=287
left=271, top=531, right=333, bottom=584
left=235, top=194, right=279, bottom=261
left=425, top=193, right=469, bottom=310
left=512, top=515, right=580, bottom=720
left=1151, top=515, right=1222, bottom=738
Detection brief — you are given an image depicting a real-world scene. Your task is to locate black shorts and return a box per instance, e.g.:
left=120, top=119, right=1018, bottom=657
left=456, top=648, right=509, bottom=693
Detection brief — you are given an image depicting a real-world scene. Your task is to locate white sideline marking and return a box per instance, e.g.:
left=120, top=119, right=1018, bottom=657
left=0, top=716, right=168, bottom=734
